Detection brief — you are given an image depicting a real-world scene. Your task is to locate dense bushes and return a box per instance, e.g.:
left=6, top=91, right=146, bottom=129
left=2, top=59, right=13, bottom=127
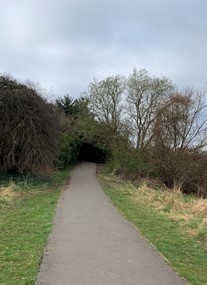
left=0, top=75, right=58, bottom=174
left=0, top=78, right=106, bottom=175
left=56, top=94, right=112, bottom=166
left=1, top=71, right=207, bottom=197
left=87, top=71, right=207, bottom=197
left=58, top=133, right=81, bottom=167
left=105, top=148, right=156, bottom=180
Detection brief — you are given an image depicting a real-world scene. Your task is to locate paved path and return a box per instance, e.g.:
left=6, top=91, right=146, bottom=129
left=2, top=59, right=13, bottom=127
left=35, top=162, right=187, bottom=285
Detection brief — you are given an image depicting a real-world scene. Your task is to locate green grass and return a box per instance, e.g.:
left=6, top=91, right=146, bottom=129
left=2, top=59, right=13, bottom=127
left=0, top=168, right=71, bottom=285
left=99, top=176, right=207, bottom=285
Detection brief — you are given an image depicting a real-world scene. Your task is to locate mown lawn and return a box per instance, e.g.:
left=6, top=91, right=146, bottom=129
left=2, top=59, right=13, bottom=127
left=0, top=169, right=71, bottom=285
left=99, top=175, right=207, bottom=285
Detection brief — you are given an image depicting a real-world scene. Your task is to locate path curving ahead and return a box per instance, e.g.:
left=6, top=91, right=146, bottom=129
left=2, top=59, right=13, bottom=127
left=35, top=162, right=187, bottom=285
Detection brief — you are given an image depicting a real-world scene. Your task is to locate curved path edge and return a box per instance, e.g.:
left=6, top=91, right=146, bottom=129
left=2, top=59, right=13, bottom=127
left=35, top=162, right=187, bottom=285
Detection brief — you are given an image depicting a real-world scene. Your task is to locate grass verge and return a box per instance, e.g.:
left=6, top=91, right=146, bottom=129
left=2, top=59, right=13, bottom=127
left=99, top=174, right=207, bottom=285
left=0, top=168, right=71, bottom=285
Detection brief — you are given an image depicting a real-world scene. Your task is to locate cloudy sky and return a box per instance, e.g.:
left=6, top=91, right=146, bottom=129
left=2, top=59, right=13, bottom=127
left=0, top=0, right=207, bottom=99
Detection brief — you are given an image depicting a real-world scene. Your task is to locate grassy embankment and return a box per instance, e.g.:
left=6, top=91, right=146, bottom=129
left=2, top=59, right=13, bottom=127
left=0, top=168, right=71, bottom=285
left=99, top=173, right=207, bottom=285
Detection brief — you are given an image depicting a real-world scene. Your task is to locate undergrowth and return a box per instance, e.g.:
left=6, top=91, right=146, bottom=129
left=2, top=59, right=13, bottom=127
left=99, top=174, right=207, bottom=285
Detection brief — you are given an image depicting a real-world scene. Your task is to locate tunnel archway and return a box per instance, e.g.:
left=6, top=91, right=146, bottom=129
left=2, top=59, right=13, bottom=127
left=78, top=142, right=108, bottom=163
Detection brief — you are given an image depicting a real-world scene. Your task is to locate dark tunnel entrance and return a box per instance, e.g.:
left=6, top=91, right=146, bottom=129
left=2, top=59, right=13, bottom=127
left=78, top=142, right=108, bottom=163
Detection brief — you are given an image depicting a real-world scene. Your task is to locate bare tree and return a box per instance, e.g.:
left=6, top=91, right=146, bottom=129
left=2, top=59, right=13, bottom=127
left=88, top=75, right=125, bottom=149
left=153, top=88, right=207, bottom=191
left=126, top=69, right=174, bottom=151
left=88, top=76, right=124, bottom=131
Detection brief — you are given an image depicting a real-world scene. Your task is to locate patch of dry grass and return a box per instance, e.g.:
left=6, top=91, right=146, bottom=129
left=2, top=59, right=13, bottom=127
left=102, top=175, right=207, bottom=249
left=100, top=174, right=207, bottom=285
left=0, top=183, right=19, bottom=203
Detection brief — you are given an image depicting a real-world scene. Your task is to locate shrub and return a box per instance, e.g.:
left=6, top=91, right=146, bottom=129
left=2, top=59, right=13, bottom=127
left=106, top=148, right=157, bottom=180
left=0, top=75, right=58, bottom=174
left=58, top=133, right=81, bottom=167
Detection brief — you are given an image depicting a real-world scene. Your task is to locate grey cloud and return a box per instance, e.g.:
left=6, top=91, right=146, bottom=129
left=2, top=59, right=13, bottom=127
left=0, top=0, right=207, bottom=98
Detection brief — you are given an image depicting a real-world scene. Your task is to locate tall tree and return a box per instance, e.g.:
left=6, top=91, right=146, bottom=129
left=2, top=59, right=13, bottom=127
left=153, top=88, right=207, bottom=190
left=56, top=94, right=75, bottom=116
left=88, top=75, right=125, bottom=150
left=126, top=69, right=174, bottom=151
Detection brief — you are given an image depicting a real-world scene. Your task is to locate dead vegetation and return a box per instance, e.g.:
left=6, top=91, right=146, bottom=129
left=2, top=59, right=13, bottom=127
left=102, top=175, right=207, bottom=248
left=0, top=183, right=19, bottom=203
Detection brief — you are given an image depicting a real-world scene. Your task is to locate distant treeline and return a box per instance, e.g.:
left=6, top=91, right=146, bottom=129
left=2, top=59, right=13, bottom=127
left=1, top=70, right=207, bottom=197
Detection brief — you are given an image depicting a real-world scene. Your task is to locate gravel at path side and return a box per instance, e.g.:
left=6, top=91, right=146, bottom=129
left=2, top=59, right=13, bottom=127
left=35, top=162, right=187, bottom=285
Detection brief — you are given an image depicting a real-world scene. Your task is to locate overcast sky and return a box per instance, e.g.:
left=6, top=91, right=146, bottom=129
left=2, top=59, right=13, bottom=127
left=1, top=0, right=207, bottom=99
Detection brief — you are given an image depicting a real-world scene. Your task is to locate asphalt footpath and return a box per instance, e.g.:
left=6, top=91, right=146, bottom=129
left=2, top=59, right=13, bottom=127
left=35, top=162, right=187, bottom=285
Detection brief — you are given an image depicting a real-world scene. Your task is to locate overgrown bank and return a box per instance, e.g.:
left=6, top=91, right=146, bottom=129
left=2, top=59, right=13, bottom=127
left=99, top=173, right=207, bottom=285
left=0, top=168, right=71, bottom=285
left=1, top=72, right=207, bottom=197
